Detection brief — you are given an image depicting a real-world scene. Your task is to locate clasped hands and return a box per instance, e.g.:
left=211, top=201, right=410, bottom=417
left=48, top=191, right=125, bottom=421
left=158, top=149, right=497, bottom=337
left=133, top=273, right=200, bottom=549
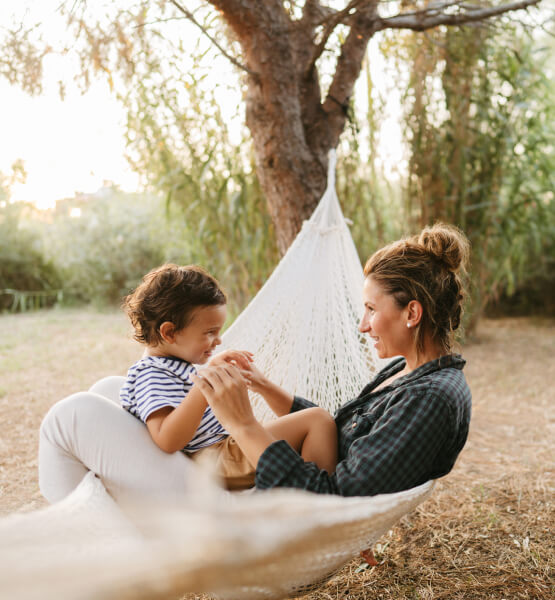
left=192, top=349, right=264, bottom=433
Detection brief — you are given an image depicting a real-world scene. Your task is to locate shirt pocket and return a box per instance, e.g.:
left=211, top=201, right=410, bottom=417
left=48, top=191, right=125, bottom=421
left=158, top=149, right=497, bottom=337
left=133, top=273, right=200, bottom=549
left=349, top=408, right=379, bottom=437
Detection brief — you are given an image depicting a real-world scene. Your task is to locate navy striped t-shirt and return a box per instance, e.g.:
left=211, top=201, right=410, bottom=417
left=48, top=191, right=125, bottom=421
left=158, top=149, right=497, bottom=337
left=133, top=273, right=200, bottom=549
left=120, top=355, right=228, bottom=452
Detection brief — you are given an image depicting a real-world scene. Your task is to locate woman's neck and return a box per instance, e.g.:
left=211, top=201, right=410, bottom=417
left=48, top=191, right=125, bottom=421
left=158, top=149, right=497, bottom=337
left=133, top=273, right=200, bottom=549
left=403, top=340, right=445, bottom=373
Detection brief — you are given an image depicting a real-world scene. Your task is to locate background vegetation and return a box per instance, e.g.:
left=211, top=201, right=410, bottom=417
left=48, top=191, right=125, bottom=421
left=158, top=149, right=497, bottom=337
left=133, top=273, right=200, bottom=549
left=1, top=22, right=553, bottom=326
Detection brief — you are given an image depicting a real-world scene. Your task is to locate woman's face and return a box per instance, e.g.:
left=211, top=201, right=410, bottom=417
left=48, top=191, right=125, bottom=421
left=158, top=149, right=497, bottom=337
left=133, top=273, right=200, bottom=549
left=359, top=276, right=411, bottom=359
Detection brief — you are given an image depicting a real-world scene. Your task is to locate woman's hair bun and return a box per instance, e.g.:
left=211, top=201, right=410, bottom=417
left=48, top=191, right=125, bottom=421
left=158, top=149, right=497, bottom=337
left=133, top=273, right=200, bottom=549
left=416, top=223, right=470, bottom=273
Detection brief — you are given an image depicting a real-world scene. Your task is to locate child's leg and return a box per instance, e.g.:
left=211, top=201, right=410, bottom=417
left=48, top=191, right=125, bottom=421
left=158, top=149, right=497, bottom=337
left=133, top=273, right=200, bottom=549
left=263, top=407, right=338, bottom=473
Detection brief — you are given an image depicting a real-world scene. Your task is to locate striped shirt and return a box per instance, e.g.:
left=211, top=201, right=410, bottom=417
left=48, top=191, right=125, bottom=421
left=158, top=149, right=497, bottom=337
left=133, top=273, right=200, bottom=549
left=120, top=355, right=228, bottom=452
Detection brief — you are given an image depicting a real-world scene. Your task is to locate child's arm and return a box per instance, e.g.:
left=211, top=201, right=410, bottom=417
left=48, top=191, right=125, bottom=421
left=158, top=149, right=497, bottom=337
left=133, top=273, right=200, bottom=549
left=242, top=362, right=294, bottom=417
left=145, top=385, right=208, bottom=454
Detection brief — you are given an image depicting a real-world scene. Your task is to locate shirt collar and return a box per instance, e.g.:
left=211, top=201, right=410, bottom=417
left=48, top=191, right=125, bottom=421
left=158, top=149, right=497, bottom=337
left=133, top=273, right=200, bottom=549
left=374, top=353, right=466, bottom=392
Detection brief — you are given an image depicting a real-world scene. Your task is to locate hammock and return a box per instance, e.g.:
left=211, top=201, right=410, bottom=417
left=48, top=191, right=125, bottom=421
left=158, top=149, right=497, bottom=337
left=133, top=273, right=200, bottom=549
left=0, top=473, right=433, bottom=600
left=0, top=151, right=433, bottom=600
left=221, top=151, right=386, bottom=419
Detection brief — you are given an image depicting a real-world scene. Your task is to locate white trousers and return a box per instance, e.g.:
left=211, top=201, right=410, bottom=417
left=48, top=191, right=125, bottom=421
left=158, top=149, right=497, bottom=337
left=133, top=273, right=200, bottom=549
left=38, top=376, right=208, bottom=504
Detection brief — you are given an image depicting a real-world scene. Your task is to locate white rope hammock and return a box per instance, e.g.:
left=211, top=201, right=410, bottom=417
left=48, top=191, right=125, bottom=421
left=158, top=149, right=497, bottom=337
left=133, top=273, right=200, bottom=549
left=0, top=151, right=433, bottom=600
left=222, top=150, right=386, bottom=418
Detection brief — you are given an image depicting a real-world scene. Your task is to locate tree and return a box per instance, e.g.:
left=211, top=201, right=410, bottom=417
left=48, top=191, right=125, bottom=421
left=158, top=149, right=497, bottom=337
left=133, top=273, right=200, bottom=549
left=395, top=23, right=555, bottom=326
left=3, top=0, right=545, bottom=254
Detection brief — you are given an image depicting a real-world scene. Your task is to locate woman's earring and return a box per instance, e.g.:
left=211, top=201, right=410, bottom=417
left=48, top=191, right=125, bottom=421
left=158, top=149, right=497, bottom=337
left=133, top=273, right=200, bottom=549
left=407, top=323, right=411, bottom=328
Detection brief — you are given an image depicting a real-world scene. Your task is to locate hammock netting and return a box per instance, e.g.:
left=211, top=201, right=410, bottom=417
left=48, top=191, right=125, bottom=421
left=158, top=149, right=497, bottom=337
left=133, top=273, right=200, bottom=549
left=0, top=151, right=433, bottom=600
left=221, top=151, right=385, bottom=419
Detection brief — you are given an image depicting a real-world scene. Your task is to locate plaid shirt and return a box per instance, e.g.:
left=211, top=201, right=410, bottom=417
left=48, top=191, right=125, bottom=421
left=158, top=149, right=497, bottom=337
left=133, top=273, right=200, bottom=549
left=255, top=354, right=471, bottom=496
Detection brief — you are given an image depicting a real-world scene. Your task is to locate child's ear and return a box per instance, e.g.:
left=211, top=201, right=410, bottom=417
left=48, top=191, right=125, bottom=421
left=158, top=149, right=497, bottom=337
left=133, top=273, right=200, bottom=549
left=159, top=321, right=176, bottom=343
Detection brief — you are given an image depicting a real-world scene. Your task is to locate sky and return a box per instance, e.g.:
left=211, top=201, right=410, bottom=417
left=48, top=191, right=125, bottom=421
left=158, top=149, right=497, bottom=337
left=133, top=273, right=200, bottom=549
left=0, top=2, right=142, bottom=208
left=0, top=1, right=405, bottom=210
left=0, top=76, right=140, bottom=209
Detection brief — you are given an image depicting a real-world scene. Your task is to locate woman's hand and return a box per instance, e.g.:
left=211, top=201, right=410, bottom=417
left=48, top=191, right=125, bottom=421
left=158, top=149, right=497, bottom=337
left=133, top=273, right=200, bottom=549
left=191, top=364, right=280, bottom=469
left=191, top=365, right=257, bottom=433
left=240, top=362, right=294, bottom=418
left=240, top=361, right=270, bottom=394
left=207, top=349, right=253, bottom=370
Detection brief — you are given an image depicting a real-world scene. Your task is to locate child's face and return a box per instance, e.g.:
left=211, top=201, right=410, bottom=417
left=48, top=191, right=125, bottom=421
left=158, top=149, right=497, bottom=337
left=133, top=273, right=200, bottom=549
left=171, top=304, right=227, bottom=364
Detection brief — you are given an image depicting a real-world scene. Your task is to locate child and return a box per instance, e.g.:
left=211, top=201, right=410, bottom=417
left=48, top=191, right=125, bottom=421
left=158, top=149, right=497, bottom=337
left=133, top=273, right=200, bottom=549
left=120, top=263, right=337, bottom=490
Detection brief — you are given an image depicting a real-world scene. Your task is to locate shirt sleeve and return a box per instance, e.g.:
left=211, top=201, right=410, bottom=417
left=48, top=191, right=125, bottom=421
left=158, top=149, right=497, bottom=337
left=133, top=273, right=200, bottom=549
left=290, top=395, right=317, bottom=412
left=255, top=389, right=453, bottom=496
left=133, top=365, right=193, bottom=422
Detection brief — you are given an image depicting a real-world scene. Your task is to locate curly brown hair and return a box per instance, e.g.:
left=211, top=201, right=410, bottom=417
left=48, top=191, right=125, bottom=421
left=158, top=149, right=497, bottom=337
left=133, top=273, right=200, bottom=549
left=122, top=264, right=226, bottom=346
left=363, top=223, right=470, bottom=355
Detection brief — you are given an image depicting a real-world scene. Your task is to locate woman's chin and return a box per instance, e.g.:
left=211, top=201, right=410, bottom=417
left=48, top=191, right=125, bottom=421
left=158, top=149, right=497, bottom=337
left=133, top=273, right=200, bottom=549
left=375, top=347, right=391, bottom=360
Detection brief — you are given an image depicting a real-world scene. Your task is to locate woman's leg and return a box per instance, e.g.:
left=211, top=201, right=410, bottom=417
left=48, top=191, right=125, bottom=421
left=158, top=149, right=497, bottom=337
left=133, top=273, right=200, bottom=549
left=263, top=407, right=338, bottom=473
left=38, top=387, right=210, bottom=505
left=89, top=375, right=126, bottom=405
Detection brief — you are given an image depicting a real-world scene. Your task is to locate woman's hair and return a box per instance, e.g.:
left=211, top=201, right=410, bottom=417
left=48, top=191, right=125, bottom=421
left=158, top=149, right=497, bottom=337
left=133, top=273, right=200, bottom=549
left=123, top=264, right=226, bottom=345
left=363, top=223, right=470, bottom=355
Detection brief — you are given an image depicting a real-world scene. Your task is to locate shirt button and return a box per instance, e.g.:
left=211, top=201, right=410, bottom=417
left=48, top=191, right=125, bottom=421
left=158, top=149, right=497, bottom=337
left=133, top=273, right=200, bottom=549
left=352, top=422, right=357, bottom=428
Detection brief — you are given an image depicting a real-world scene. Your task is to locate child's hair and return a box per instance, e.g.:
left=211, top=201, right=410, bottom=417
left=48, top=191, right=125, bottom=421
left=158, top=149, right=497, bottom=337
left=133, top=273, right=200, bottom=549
left=123, top=264, right=226, bottom=345
left=363, top=223, right=470, bottom=355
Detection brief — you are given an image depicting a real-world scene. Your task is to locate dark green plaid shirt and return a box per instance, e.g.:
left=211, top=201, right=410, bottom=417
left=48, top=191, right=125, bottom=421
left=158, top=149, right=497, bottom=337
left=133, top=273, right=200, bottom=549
left=255, top=354, right=471, bottom=496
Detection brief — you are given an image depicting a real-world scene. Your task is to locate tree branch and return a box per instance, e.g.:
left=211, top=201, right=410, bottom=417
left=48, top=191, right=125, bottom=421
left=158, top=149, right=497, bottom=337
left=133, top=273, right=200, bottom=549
left=376, top=0, right=542, bottom=32
left=207, top=0, right=284, bottom=32
left=321, top=3, right=379, bottom=145
left=305, top=0, right=368, bottom=75
left=301, top=0, right=338, bottom=28
left=168, top=0, right=256, bottom=76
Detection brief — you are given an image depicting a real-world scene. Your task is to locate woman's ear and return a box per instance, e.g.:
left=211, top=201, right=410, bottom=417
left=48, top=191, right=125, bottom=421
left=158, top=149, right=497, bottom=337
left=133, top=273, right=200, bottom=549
left=406, top=300, right=423, bottom=328
left=159, top=321, right=176, bottom=343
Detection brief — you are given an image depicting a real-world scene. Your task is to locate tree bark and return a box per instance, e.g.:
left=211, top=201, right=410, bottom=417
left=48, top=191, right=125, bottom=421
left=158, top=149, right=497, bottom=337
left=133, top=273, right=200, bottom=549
left=208, top=0, right=363, bottom=253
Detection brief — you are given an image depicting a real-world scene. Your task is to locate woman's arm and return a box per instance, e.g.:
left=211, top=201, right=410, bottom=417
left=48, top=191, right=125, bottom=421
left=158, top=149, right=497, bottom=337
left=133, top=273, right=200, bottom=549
left=195, top=366, right=454, bottom=495
left=145, top=385, right=208, bottom=453
left=257, top=390, right=453, bottom=495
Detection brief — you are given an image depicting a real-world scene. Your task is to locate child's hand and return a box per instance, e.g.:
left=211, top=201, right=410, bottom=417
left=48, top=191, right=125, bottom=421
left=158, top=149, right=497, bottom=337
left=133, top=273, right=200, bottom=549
left=240, top=361, right=268, bottom=394
left=208, top=349, right=254, bottom=370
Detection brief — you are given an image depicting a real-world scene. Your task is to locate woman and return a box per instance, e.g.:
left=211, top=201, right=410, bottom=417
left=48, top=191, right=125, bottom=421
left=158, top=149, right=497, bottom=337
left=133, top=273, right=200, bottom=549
left=39, top=223, right=471, bottom=502
left=192, top=222, right=472, bottom=495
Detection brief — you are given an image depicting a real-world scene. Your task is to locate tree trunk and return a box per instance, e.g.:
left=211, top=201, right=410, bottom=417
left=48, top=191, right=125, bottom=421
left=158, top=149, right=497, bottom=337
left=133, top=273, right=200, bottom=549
left=209, top=1, right=376, bottom=254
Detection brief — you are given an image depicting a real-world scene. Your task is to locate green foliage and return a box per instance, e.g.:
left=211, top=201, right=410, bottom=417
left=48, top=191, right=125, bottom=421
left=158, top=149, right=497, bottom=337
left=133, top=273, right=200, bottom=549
left=0, top=202, right=62, bottom=311
left=392, top=24, right=555, bottom=326
left=337, top=56, right=406, bottom=261
left=121, top=51, right=279, bottom=316
left=0, top=164, right=63, bottom=312
left=337, top=133, right=405, bottom=263
left=41, top=191, right=166, bottom=305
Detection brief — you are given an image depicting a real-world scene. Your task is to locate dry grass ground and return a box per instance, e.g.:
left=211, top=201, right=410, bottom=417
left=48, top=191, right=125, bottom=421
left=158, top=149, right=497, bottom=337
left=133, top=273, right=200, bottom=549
left=0, top=309, right=553, bottom=599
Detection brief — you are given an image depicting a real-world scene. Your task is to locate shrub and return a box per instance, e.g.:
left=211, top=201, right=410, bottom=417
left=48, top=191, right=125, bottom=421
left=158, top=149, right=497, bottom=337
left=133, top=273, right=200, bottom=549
left=0, top=202, right=62, bottom=310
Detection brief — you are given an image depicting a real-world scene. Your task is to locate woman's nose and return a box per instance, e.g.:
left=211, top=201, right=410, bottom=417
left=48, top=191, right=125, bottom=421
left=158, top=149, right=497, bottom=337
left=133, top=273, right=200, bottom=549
left=359, top=316, right=370, bottom=333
